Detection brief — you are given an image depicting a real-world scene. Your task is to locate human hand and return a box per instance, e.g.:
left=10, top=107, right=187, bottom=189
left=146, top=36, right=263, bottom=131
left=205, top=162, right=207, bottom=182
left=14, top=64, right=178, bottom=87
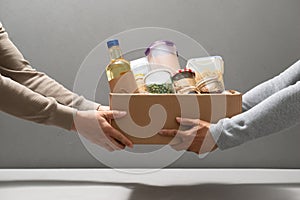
left=159, top=117, right=218, bottom=154
left=72, top=110, right=133, bottom=151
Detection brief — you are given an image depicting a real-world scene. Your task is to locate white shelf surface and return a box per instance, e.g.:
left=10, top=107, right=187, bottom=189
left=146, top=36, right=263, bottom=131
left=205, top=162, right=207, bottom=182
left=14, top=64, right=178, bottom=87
left=0, top=169, right=300, bottom=200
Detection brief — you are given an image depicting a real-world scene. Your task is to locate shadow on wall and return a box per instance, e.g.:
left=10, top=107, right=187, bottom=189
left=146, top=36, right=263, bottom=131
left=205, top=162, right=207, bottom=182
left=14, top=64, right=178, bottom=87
left=0, top=180, right=299, bottom=200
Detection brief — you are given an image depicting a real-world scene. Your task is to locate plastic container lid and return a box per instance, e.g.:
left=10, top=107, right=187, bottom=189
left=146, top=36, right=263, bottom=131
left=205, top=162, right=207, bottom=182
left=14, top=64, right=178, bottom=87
left=145, top=40, right=177, bottom=56
left=107, top=39, right=119, bottom=48
left=186, top=56, right=224, bottom=74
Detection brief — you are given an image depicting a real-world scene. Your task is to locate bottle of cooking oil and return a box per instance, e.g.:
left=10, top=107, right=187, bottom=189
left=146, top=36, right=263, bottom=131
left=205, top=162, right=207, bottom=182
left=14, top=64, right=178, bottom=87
left=106, top=39, right=138, bottom=93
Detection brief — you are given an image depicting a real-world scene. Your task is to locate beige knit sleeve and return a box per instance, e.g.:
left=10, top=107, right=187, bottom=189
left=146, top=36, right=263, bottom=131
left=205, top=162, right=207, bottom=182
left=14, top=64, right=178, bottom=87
left=0, top=73, right=76, bottom=130
left=0, top=22, right=100, bottom=111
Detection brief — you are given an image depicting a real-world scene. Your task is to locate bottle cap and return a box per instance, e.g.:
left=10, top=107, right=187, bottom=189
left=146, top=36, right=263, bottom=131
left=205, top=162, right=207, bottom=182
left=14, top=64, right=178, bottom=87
left=107, top=39, right=119, bottom=48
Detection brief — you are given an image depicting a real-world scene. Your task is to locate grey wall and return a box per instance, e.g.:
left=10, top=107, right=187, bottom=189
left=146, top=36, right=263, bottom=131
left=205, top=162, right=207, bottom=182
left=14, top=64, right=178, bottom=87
left=0, top=0, right=299, bottom=168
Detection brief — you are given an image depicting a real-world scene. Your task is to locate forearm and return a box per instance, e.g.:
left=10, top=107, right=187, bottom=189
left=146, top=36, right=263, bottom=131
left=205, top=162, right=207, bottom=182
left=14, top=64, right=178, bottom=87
left=0, top=66, right=99, bottom=110
left=210, top=80, right=300, bottom=150
left=0, top=22, right=99, bottom=111
left=0, top=73, right=76, bottom=130
left=242, top=60, right=300, bottom=111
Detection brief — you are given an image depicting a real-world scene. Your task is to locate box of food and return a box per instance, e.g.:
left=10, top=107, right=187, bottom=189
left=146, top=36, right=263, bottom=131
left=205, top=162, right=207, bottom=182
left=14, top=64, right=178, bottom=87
left=110, top=90, right=242, bottom=144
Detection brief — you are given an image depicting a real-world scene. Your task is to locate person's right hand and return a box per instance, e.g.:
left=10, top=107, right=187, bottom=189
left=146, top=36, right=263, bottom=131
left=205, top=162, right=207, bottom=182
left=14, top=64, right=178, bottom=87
left=159, top=117, right=217, bottom=154
left=72, top=110, right=133, bottom=151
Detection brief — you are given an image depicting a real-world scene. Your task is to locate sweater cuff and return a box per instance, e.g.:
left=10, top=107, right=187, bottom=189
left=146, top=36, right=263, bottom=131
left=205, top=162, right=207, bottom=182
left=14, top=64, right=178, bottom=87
left=82, top=99, right=100, bottom=110
left=51, top=103, right=77, bottom=130
left=209, top=122, right=225, bottom=150
left=74, top=96, right=100, bottom=111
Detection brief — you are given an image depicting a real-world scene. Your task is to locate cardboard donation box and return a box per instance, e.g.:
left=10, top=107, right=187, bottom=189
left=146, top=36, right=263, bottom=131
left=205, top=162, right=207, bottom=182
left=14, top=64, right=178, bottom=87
left=110, top=90, right=242, bottom=144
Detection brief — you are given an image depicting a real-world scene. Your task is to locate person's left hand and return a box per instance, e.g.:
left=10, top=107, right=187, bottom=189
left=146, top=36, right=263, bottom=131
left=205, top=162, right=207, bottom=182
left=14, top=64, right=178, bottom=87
left=159, top=117, right=218, bottom=154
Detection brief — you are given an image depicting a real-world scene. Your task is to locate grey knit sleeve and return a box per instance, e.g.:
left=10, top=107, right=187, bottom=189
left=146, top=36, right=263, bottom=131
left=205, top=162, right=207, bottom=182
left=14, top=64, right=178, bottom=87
left=210, top=60, right=300, bottom=150
left=242, top=60, right=300, bottom=111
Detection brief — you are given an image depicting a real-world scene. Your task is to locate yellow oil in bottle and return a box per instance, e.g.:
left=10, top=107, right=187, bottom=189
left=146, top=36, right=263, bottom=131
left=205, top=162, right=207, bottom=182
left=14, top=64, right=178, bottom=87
left=106, top=57, right=131, bottom=81
left=106, top=40, right=138, bottom=93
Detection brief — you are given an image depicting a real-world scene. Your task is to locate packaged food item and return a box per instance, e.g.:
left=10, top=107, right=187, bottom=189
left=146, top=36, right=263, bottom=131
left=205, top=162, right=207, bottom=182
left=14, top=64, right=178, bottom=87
left=144, top=69, right=175, bottom=94
left=172, top=69, right=198, bottom=94
left=130, top=57, right=150, bottom=93
left=106, top=39, right=138, bottom=93
left=145, top=40, right=180, bottom=75
left=186, top=56, right=225, bottom=93
left=196, top=77, right=225, bottom=93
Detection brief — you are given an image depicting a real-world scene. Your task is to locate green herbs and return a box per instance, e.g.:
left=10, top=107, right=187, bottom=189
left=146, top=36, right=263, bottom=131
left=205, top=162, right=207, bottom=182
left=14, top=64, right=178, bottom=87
left=146, top=83, right=174, bottom=94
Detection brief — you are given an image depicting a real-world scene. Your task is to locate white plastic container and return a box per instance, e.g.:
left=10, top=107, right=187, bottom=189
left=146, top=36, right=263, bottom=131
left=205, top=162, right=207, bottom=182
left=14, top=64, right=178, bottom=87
left=145, top=40, right=180, bottom=75
left=130, top=57, right=150, bottom=93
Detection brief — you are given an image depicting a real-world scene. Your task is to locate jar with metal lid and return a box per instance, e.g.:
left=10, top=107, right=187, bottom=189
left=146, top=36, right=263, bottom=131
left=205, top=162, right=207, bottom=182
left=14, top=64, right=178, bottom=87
left=172, top=69, right=198, bottom=94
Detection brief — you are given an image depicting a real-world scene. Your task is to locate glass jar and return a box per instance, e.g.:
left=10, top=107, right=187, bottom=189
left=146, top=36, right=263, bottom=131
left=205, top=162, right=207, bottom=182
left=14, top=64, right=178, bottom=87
left=144, top=69, right=175, bottom=94
left=172, top=69, right=198, bottom=94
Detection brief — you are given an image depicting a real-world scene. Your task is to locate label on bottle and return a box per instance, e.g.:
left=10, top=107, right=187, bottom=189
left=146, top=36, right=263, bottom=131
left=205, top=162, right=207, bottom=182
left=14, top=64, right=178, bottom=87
left=109, top=71, right=138, bottom=93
